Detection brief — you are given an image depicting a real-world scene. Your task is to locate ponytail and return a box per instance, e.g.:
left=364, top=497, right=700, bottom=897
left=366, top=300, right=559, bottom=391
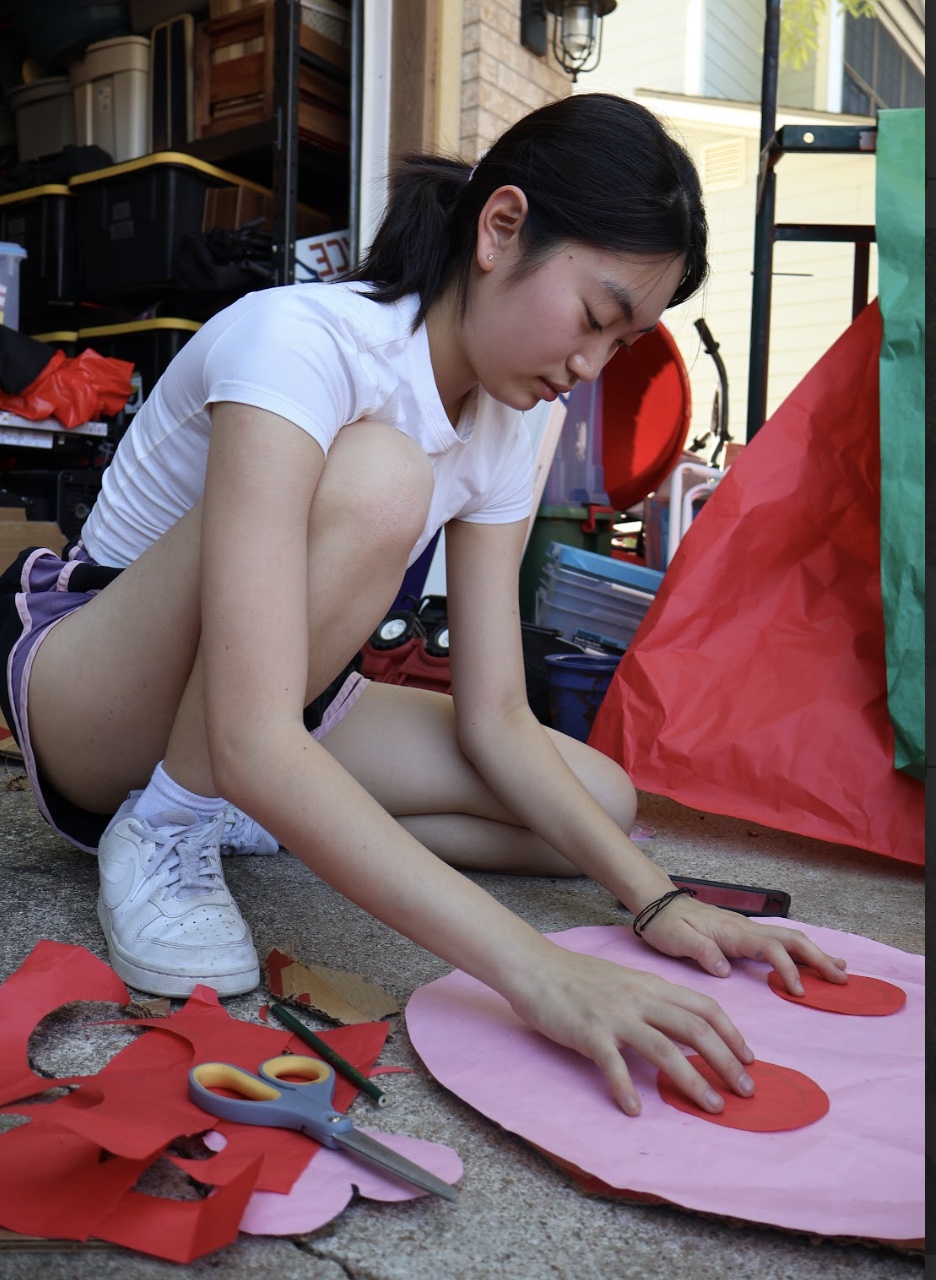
left=346, top=94, right=708, bottom=329
left=346, top=155, right=471, bottom=328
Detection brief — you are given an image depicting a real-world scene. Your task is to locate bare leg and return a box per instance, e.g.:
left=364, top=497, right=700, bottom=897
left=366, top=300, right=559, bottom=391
left=320, top=682, right=637, bottom=875
left=27, top=423, right=434, bottom=814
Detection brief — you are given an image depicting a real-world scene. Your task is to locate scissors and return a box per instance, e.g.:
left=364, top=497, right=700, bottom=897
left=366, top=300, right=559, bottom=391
left=188, top=1054, right=458, bottom=1202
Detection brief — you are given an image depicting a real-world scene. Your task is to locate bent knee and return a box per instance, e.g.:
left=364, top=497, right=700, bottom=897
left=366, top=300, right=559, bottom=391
left=315, top=422, right=433, bottom=550
left=549, top=730, right=638, bottom=834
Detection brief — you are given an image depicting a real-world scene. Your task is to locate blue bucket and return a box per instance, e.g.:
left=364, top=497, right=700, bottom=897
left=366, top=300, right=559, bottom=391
left=544, top=653, right=619, bottom=742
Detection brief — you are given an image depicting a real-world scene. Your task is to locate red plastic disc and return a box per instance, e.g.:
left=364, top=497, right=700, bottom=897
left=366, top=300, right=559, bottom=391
left=767, top=967, right=906, bottom=1016
left=657, top=1056, right=829, bottom=1132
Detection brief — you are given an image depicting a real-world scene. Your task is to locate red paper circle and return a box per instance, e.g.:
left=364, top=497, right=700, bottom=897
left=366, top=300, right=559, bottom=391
left=657, top=1056, right=829, bottom=1132
left=767, top=968, right=906, bottom=1016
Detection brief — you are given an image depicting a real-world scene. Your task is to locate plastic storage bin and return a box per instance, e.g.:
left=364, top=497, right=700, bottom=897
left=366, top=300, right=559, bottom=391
left=0, top=185, right=79, bottom=327
left=518, top=503, right=615, bottom=624
left=542, top=379, right=609, bottom=506
left=534, top=542, right=663, bottom=652
left=70, top=152, right=246, bottom=299
left=70, top=36, right=151, bottom=163
left=6, top=77, right=76, bottom=161
left=0, top=242, right=28, bottom=330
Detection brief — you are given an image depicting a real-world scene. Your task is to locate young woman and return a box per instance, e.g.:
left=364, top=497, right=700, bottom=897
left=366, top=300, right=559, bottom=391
left=0, top=93, right=845, bottom=1119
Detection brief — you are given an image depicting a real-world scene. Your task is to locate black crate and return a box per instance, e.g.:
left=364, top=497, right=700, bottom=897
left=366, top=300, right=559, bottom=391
left=0, top=184, right=81, bottom=325
left=70, top=151, right=245, bottom=300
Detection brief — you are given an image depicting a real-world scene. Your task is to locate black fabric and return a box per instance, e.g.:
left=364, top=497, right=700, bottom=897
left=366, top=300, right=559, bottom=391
left=0, top=325, right=56, bottom=394
left=302, top=654, right=364, bottom=734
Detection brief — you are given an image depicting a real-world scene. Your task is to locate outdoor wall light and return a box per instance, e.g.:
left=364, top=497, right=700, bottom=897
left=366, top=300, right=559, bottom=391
left=521, top=0, right=618, bottom=81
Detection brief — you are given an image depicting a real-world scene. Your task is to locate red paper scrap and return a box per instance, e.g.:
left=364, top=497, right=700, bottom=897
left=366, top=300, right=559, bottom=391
left=657, top=1057, right=830, bottom=1132
left=5, top=1026, right=205, bottom=1159
left=0, top=1120, right=151, bottom=1240
left=92, top=1157, right=263, bottom=1263
left=767, top=968, right=906, bottom=1015
left=0, top=943, right=391, bottom=1260
left=0, top=941, right=129, bottom=1106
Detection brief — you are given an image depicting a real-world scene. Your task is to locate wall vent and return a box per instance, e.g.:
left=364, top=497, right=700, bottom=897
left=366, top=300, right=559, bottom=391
left=701, top=138, right=747, bottom=191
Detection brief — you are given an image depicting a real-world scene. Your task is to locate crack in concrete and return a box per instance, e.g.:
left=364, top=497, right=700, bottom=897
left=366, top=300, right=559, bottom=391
left=293, top=1237, right=356, bottom=1279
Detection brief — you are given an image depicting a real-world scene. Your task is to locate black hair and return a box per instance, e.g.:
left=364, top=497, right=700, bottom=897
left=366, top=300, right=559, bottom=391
left=345, top=93, right=708, bottom=330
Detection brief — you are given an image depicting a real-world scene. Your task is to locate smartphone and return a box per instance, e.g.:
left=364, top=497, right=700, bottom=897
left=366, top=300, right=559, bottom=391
left=666, top=876, right=791, bottom=917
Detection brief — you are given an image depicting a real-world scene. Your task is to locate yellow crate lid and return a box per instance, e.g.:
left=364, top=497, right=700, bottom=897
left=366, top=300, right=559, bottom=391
left=68, top=151, right=271, bottom=196
left=0, top=184, right=72, bottom=206
left=76, top=318, right=202, bottom=338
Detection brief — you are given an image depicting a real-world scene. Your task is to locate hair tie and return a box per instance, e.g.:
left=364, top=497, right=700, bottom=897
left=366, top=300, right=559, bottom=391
left=632, top=887, right=696, bottom=938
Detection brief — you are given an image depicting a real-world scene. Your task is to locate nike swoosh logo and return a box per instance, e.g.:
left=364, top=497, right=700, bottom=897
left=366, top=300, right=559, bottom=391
left=99, top=854, right=138, bottom=910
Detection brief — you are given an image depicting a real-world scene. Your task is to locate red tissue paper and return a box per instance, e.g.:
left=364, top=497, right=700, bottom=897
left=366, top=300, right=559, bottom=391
left=589, top=302, right=923, bottom=863
left=0, top=941, right=388, bottom=1261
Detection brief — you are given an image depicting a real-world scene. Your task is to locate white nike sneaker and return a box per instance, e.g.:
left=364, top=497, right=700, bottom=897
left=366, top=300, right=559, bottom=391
left=96, top=803, right=260, bottom=998
left=220, top=805, right=281, bottom=856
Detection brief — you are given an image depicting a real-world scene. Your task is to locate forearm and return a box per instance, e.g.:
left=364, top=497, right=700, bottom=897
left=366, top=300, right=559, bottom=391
left=215, top=720, right=559, bottom=999
left=459, top=705, right=674, bottom=911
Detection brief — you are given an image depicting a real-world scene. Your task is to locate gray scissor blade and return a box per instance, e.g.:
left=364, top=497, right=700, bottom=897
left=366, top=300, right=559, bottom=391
left=334, top=1128, right=459, bottom=1202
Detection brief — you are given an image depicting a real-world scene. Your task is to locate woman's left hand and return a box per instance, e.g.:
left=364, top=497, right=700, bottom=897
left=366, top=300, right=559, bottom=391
left=637, top=895, right=848, bottom=994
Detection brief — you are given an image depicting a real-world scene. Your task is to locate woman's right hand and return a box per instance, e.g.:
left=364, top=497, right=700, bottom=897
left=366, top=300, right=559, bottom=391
left=508, top=943, right=756, bottom=1116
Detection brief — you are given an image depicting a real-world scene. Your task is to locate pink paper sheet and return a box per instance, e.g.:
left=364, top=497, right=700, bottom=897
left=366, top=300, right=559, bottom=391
left=202, top=1130, right=463, bottom=1233
left=406, top=921, right=923, bottom=1244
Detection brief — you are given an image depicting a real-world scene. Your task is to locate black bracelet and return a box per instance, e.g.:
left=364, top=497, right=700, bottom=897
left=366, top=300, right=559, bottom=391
left=632, top=887, right=697, bottom=938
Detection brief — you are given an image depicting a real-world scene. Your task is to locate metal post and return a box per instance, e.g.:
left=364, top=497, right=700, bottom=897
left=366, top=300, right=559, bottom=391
left=747, top=0, right=782, bottom=440
left=348, top=0, right=364, bottom=267
left=272, top=0, right=300, bottom=287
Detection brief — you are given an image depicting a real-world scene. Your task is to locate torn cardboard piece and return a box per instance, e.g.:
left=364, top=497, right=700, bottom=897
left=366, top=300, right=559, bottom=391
left=265, top=946, right=400, bottom=1024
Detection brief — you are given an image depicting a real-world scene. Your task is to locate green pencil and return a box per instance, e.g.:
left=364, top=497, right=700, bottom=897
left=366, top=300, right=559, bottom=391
left=269, top=1001, right=389, bottom=1107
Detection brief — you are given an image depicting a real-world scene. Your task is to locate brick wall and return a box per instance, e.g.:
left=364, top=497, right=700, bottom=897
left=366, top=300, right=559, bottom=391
left=460, top=0, right=571, bottom=159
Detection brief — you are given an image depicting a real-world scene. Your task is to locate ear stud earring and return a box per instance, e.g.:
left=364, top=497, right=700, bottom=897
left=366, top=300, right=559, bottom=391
left=487, top=254, right=494, bottom=261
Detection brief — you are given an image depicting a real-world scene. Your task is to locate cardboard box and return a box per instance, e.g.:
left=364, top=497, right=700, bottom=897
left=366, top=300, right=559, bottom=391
left=0, top=508, right=66, bottom=570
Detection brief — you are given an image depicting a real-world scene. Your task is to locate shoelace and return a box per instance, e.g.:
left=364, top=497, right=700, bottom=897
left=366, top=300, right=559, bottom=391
left=221, top=809, right=259, bottom=849
left=134, top=814, right=228, bottom=902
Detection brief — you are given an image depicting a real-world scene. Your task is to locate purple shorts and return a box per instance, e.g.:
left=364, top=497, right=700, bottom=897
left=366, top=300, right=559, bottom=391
left=0, top=543, right=369, bottom=852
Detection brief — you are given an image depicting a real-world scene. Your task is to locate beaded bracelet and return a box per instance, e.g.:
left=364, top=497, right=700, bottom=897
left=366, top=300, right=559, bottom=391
left=632, top=886, right=697, bottom=938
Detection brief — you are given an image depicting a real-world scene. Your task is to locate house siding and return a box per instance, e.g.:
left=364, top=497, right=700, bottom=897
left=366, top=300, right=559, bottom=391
left=703, top=0, right=763, bottom=100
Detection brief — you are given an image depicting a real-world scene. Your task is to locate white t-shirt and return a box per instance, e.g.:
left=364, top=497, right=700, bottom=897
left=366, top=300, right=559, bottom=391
left=82, top=281, right=534, bottom=569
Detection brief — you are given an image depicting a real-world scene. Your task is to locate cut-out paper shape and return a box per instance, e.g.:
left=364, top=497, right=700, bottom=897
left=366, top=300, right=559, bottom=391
left=0, top=1119, right=151, bottom=1239
left=767, top=967, right=906, bottom=1015
left=0, top=944, right=399, bottom=1260
left=201, top=1128, right=463, bottom=1234
left=265, top=946, right=400, bottom=1023
left=657, top=1056, right=830, bottom=1132
left=6, top=1025, right=206, bottom=1159
left=91, top=1157, right=263, bottom=1264
left=0, top=940, right=129, bottom=1105
left=406, top=921, right=923, bottom=1246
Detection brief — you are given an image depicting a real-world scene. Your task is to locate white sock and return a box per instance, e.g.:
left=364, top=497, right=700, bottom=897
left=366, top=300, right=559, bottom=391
left=132, top=761, right=227, bottom=826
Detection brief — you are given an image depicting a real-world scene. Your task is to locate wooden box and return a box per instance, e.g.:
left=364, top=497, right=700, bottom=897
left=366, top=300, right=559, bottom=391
left=194, top=0, right=350, bottom=151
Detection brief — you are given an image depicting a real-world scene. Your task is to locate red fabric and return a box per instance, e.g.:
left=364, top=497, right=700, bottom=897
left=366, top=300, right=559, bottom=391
left=0, top=347, right=133, bottom=428
left=588, top=303, right=924, bottom=863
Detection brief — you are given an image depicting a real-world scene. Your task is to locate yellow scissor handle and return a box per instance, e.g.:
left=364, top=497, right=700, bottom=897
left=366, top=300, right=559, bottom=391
left=190, top=1061, right=282, bottom=1100
left=260, top=1054, right=332, bottom=1086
